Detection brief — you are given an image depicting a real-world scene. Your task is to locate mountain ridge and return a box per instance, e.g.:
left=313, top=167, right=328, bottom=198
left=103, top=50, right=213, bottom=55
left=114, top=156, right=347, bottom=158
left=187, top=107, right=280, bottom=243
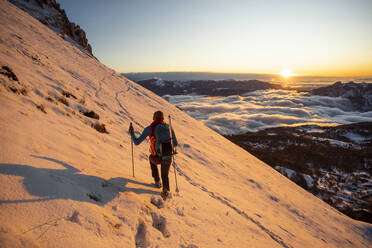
left=9, top=0, right=93, bottom=56
left=135, top=78, right=282, bottom=97
left=312, top=81, right=372, bottom=111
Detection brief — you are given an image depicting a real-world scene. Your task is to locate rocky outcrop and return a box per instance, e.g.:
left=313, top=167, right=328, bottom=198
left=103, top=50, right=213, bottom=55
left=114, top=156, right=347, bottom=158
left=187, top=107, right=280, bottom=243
left=9, top=0, right=93, bottom=56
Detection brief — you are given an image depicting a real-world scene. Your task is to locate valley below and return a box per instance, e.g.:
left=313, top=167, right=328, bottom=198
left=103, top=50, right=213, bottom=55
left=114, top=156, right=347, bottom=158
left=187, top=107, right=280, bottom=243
left=225, top=122, right=372, bottom=223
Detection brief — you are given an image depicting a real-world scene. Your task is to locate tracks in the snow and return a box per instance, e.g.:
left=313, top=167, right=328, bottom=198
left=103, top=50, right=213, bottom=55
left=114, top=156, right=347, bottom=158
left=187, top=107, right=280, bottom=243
left=115, top=87, right=144, bottom=129
left=95, top=72, right=144, bottom=129
left=174, top=162, right=291, bottom=248
left=97, top=71, right=289, bottom=247
left=95, top=72, right=114, bottom=98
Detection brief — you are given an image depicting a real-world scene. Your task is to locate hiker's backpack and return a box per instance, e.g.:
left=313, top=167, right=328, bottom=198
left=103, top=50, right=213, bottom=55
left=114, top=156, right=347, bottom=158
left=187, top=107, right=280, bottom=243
left=150, top=123, right=174, bottom=159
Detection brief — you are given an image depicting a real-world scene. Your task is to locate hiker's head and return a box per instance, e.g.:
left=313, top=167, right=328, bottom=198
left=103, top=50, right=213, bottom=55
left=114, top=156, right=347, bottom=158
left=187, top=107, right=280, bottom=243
left=153, top=111, right=164, bottom=121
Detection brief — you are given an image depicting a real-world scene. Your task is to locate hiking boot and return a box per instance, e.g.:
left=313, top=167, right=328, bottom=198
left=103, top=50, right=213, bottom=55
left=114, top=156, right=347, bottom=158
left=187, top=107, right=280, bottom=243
left=160, top=190, right=169, bottom=200
left=154, top=180, right=162, bottom=188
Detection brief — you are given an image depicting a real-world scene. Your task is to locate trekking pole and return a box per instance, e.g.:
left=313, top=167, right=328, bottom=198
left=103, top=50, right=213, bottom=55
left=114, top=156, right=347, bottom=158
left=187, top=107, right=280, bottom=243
left=168, top=115, right=179, bottom=192
left=130, top=123, right=135, bottom=177
left=173, top=156, right=179, bottom=192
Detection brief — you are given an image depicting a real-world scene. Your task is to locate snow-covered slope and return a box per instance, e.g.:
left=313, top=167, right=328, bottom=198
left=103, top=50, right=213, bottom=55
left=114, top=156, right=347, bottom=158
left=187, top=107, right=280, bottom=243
left=0, top=1, right=371, bottom=247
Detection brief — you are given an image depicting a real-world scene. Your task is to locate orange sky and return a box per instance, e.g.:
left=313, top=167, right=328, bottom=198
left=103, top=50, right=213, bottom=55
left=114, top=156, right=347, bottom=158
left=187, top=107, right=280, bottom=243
left=59, top=0, right=372, bottom=77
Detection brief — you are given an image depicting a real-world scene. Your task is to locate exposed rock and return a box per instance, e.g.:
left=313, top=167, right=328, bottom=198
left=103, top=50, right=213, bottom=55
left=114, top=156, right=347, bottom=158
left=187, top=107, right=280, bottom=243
left=81, top=110, right=99, bottom=120
left=9, top=0, right=94, bottom=56
left=0, top=66, right=18, bottom=81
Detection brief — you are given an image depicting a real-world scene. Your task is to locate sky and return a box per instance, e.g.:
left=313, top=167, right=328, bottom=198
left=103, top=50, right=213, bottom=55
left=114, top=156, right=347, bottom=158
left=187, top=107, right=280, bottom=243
left=58, top=0, right=372, bottom=76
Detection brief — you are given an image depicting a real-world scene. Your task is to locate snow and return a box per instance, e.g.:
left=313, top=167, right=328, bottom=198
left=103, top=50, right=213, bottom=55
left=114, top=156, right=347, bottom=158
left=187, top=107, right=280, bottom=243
left=243, top=142, right=269, bottom=149
left=304, top=175, right=314, bottom=188
left=305, top=128, right=325, bottom=134
left=342, top=132, right=370, bottom=144
left=9, top=0, right=63, bottom=34
left=312, top=136, right=361, bottom=149
left=152, top=77, right=165, bottom=87
left=0, top=1, right=371, bottom=247
left=275, top=166, right=295, bottom=179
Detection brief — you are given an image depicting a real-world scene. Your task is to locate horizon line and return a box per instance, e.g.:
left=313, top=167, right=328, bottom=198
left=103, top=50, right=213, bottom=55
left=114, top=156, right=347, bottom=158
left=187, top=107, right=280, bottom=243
left=120, top=71, right=372, bottom=78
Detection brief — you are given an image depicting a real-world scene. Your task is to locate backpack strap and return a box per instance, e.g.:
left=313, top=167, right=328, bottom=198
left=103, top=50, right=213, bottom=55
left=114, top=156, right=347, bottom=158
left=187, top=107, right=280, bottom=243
left=150, top=120, right=164, bottom=137
left=149, top=120, right=164, bottom=156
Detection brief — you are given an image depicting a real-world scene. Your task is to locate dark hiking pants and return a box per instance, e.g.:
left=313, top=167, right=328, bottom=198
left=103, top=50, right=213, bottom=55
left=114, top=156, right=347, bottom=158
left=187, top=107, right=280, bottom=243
left=149, top=155, right=171, bottom=192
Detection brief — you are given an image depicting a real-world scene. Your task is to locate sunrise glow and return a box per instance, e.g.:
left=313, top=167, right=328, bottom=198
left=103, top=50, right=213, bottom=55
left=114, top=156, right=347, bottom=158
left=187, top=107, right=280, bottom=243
left=56, top=0, right=372, bottom=77
left=279, top=69, right=295, bottom=78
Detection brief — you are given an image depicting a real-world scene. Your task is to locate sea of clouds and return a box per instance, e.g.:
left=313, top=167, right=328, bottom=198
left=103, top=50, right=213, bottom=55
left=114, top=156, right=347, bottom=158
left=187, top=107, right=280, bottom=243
left=166, top=90, right=372, bottom=135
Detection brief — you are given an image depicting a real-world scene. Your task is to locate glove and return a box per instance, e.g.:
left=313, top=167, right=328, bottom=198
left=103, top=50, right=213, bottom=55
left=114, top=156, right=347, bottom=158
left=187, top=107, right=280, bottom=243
left=129, top=123, right=134, bottom=133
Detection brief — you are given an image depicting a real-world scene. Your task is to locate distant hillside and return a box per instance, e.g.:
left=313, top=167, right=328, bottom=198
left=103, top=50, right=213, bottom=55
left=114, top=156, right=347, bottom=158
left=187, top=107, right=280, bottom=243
left=135, top=78, right=282, bottom=97
left=123, top=71, right=275, bottom=82
left=312, top=81, right=372, bottom=111
left=225, top=122, right=372, bottom=223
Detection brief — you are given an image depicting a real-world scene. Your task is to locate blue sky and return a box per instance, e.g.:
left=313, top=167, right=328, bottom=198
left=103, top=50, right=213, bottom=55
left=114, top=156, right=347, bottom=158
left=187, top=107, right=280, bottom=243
left=58, top=0, right=372, bottom=76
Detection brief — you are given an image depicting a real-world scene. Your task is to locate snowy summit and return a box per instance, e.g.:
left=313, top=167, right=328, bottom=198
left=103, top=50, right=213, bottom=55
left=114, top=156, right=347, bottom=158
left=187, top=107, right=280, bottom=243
left=0, top=1, right=371, bottom=247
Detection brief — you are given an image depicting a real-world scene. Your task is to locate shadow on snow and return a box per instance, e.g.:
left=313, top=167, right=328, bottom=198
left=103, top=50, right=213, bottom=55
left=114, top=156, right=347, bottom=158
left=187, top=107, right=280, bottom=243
left=0, top=155, right=158, bottom=206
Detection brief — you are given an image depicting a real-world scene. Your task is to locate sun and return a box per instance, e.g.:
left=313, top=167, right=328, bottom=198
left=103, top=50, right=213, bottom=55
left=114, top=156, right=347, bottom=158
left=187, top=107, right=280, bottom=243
left=279, top=69, right=294, bottom=78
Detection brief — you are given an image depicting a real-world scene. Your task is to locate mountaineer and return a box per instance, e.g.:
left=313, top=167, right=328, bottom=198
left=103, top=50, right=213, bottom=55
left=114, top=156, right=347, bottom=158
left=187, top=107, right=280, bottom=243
left=129, top=111, right=178, bottom=199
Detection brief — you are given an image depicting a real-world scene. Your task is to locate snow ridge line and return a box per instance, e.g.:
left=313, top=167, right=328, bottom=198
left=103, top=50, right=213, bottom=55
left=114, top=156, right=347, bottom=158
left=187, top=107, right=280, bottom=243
left=174, top=163, right=291, bottom=248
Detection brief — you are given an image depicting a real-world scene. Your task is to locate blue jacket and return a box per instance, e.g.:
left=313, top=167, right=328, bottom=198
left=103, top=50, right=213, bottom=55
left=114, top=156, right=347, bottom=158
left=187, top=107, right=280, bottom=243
left=130, top=125, right=178, bottom=147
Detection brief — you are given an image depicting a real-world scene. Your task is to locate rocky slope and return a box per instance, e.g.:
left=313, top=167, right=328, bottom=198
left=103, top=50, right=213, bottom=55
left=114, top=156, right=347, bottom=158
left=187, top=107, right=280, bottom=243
left=9, top=0, right=93, bottom=56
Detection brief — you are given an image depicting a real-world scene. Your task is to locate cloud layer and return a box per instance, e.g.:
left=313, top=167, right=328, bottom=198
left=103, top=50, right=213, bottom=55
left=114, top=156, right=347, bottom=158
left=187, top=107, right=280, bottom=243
left=166, top=90, right=372, bottom=135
